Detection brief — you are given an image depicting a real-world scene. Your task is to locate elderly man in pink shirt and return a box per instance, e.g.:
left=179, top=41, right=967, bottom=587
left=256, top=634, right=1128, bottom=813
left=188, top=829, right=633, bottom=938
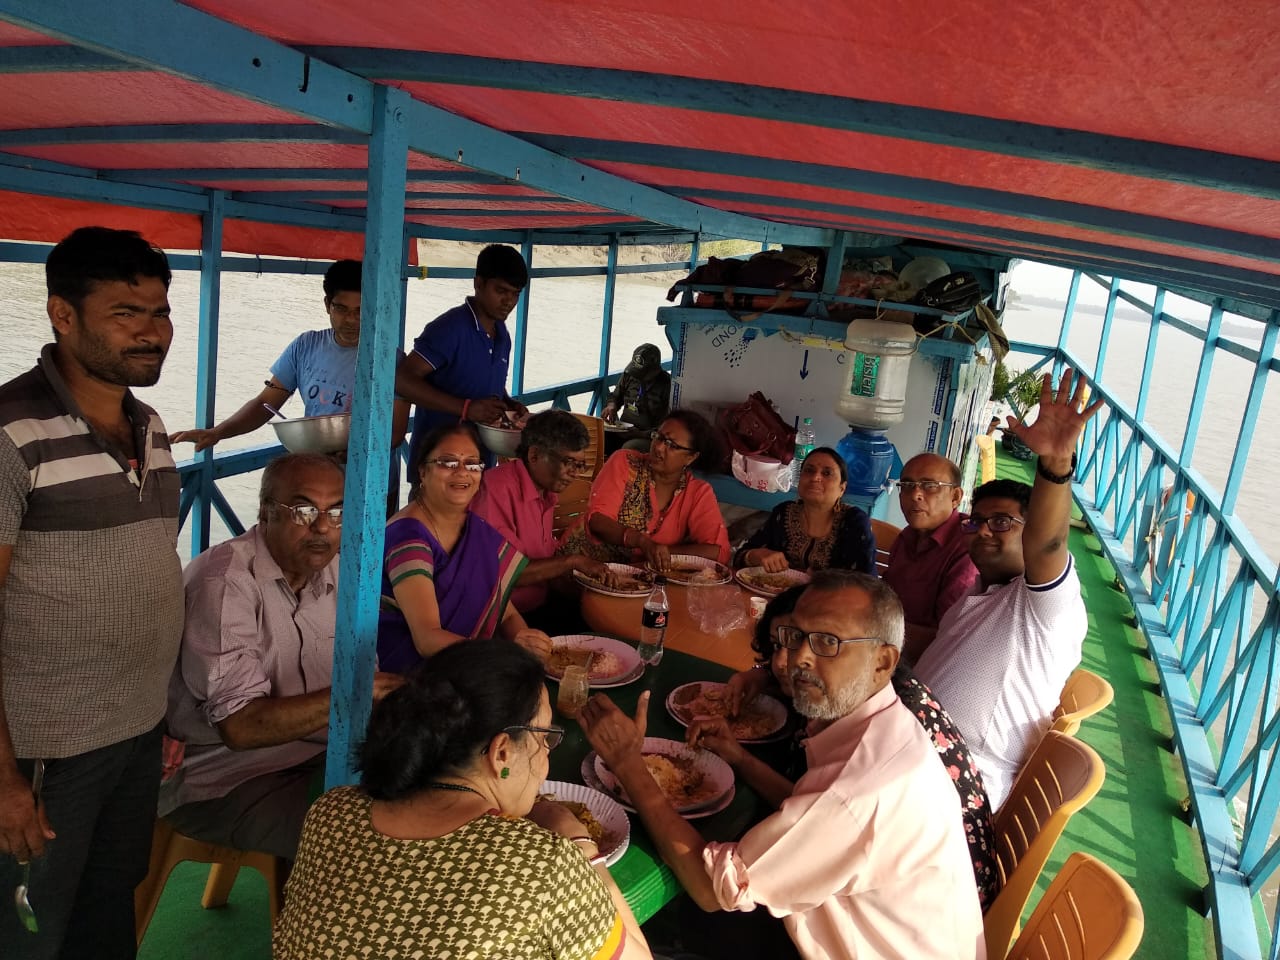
left=470, top=408, right=613, bottom=631
left=883, top=452, right=979, bottom=665
left=580, top=571, right=985, bottom=960
left=162, top=453, right=402, bottom=859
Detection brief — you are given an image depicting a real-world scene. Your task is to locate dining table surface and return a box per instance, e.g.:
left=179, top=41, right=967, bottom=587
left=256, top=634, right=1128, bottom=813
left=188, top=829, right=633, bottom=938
left=579, top=580, right=763, bottom=672
left=547, top=616, right=789, bottom=924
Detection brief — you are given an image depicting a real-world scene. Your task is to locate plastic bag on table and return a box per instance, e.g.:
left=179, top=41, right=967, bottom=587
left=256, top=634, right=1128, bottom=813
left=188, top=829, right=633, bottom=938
left=686, top=584, right=750, bottom=638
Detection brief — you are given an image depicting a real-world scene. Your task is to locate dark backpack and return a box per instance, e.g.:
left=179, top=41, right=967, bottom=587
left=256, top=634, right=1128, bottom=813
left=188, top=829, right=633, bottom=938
left=919, top=271, right=984, bottom=312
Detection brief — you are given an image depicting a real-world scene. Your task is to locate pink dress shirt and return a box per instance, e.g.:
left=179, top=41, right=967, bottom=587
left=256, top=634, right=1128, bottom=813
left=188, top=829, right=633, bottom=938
left=470, top=458, right=557, bottom=613
left=883, top=511, right=979, bottom=629
left=702, top=683, right=986, bottom=960
left=161, top=526, right=335, bottom=813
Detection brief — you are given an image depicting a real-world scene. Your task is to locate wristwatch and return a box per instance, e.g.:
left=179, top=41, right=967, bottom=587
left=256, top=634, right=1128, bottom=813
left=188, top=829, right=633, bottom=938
left=1036, top=453, right=1077, bottom=485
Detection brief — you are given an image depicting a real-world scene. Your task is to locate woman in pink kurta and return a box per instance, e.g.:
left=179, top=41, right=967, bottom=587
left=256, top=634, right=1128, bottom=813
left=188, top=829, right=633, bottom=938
left=560, top=410, right=730, bottom=568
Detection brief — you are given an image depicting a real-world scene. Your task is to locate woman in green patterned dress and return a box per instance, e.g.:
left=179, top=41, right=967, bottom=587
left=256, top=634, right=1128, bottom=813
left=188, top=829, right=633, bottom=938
left=275, top=640, right=650, bottom=960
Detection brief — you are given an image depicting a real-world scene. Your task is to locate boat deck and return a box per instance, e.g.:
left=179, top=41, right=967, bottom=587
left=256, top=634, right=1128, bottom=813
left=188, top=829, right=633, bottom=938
left=137, top=454, right=1214, bottom=959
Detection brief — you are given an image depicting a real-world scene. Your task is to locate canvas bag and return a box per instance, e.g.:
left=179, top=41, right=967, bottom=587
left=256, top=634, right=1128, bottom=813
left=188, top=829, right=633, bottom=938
left=716, top=391, right=797, bottom=465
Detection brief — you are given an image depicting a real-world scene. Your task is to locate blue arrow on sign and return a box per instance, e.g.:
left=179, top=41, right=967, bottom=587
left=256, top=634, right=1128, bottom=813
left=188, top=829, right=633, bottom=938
left=799, top=349, right=810, bottom=380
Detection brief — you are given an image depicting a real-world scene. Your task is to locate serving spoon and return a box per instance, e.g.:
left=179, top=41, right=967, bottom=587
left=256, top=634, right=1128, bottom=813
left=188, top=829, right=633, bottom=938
left=262, top=402, right=287, bottom=420
left=13, top=759, right=44, bottom=934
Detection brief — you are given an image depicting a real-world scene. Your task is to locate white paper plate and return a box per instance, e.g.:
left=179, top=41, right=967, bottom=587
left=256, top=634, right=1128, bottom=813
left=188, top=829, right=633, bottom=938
left=573, top=562, right=655, bottom=598
left=545, top=635, right=644, bottom=688
left=651, top=554, right=733, bottom=586
left=665, top=681, right=790, bottom=743
left=733, top=566, right=811, bottom=598
left=538, top=779, right=631, bottom=867
left=592, top=737, right=734, bottom=814
left=580, top=751, right=735, bottom=820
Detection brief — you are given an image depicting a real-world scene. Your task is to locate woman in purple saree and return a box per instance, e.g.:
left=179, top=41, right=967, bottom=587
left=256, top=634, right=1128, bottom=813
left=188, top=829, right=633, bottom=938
left=377, top=423, right=552, bottom=674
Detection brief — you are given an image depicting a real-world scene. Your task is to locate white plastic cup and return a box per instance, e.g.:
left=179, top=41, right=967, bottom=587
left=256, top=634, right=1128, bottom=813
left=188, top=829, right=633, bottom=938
left=749, top=596, right=768, bottom=620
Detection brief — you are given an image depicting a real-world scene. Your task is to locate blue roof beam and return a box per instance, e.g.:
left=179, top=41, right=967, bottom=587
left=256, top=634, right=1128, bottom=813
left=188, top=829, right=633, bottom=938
left=0, top=0, right=828, bottom=245
left=306, top=48, right=1280, bottom=205
left=521, top=136, right=1280, bottom=267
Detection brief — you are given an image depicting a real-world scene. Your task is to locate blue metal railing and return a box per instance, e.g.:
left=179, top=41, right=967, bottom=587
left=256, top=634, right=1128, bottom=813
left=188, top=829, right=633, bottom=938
left=1009, top=274, right=1280, bottom=960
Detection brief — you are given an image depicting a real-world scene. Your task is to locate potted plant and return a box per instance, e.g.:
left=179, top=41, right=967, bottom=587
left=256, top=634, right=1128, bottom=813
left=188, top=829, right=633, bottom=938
left=990, top=362, right=1043, bottom=461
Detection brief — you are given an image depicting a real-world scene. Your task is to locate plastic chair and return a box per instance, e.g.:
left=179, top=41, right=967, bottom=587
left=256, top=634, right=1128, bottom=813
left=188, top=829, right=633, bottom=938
left=134, top=819, right=285, bottom=946
left=1005, top=852, right=1144, bottom=960
left=869, top=517, right=900, bottom=575
left=984, top=731, right=1106, bottom=959
left=1051, top=668, right=1114, bottom=737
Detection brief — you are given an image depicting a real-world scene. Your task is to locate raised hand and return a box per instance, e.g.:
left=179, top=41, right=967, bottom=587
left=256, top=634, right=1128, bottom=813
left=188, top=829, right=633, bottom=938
left=1005, top=368, right=1104, bottom=461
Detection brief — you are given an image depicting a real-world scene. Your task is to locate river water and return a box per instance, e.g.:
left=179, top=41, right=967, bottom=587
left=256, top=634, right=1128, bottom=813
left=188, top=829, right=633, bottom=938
left=2, top=258, right=1275, bottom=569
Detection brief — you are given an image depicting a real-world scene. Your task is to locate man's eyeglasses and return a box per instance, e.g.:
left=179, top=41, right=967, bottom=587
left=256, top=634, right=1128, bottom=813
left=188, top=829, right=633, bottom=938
left=896, top=480, right=958, bottom=495
left=328, top=303, right=360, bottom=321
left=650, top=431, right=695, bottom=453
left=505, top=724, right=565, bottom=750
left=550, top=450, right=590, bottom=476
left=426, top=457, right=485, bottom=474
left=772, top=625, right=879, bottom=658
left=270, top=500, right=343, bottom=527
left=960, top=514, right=1025, bottom=533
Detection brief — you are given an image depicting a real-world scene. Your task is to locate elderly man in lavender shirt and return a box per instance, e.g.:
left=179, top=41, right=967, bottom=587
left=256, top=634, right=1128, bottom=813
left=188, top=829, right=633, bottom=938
left=581, top=571, right=984, bottom=960
left=161, top=453, right=402, bottom=859
left=883, top=452, right=979, bottom=665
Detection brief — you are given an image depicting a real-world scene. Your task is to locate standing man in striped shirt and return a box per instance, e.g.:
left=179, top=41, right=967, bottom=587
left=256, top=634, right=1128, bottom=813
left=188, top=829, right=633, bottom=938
left=0, top=227, right=185, bottom=959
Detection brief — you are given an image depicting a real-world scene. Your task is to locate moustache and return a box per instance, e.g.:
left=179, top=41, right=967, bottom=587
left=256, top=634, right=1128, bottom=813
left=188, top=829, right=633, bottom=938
left=790, top=668, right=825, bottom=692
left=124, top=347, right=164, bottom=357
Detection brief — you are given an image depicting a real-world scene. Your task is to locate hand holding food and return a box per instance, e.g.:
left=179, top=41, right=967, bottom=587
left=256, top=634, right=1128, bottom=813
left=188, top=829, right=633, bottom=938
left=685, top=715, right=745, bottom=766
left=514, top=628, right=553, bottom=662
left=580, top=692, right=648, bottom=768
left=466, top=395, right=509, bottom=424
left=753, top=549, right=790, bottom=573
left=725, top=667, right=770, bottom=718
left=639, top=538, right=671, bottom=572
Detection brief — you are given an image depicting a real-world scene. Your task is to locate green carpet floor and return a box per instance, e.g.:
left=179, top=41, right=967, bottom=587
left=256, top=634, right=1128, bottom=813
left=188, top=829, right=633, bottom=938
left=139, top=456, right=1217, bottom=959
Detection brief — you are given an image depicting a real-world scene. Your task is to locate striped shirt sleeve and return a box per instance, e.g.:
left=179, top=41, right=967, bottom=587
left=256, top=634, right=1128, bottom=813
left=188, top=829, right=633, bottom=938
left=386, top=536, right=436, bottom=587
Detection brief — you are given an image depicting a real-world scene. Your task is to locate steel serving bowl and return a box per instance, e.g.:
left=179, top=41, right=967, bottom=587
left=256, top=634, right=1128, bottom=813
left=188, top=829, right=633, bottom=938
left=475, top=422, right=522, bottom=458
left=271, top=412, right=350, bottom=453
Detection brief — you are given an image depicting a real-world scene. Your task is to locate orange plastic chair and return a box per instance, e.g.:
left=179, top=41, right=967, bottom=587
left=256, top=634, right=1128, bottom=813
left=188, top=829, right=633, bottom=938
left=135, top=819, right=285, bottom=946
left=984, top=731, right=1106, bottom=959
left=1005, top=852, right=1144, bottom=960
left=869, top=517, right=900, bottom=575
left=1051, top=668, right=1114, bottom=737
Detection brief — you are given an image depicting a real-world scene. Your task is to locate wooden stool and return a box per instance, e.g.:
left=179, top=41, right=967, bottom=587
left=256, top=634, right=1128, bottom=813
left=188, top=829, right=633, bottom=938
left=134, top=819, right=286, bottom=946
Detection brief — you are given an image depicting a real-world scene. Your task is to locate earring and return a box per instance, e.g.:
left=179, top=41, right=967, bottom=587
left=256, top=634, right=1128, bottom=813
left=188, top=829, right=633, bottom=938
left=500, top=767, right=510, bottom=779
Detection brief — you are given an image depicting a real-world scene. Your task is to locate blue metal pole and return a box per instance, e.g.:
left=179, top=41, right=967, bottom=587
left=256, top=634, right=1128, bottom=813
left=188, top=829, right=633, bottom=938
left=1055, top=271, right=1081, bottom=381
left=511, top=232, right=533, bottom=398
left=1223, top=314, right=1279, bottom=515
left=1179, top=299, right=1224, bottom=466
left=327, top=85, right=409, bottom=789
left=595, top=235, right=619, bottom=412
left=190, top=190, right=224, bottom=558
left=1094, top=276, right=1121, bottom=383
left=1134, top=288, right=1165, bottom=422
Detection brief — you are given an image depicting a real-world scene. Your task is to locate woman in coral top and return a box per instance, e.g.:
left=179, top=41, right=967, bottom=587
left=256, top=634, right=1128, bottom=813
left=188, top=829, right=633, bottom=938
left=561, top=409, right=730, bottom=570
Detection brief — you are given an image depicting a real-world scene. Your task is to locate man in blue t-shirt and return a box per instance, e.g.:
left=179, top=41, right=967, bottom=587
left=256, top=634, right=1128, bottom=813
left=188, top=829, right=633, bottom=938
left=171, top=260, right=409, bottom=450
left=396, top=244, right=530, bottom=462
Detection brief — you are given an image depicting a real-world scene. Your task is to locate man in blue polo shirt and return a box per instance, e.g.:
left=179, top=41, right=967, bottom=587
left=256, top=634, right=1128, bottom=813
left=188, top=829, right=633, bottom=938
left=396, top=244, right=530, bottom=462
left=171, top=259, right=408, bottom=451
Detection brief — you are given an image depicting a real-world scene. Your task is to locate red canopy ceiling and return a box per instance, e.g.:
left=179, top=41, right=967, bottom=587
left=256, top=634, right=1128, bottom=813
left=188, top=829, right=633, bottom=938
left=0, top=0, right=1275, bottom=306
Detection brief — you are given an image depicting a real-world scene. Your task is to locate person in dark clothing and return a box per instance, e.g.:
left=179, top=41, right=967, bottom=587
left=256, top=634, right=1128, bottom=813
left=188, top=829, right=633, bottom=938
left=602, top=343, right=671, bottom=452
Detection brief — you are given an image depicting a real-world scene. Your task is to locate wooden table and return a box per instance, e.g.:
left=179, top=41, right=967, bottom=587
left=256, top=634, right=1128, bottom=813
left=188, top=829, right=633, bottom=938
left=580, top=583, right=761, bottom=671
left=547, top=645, right=767, bottom=922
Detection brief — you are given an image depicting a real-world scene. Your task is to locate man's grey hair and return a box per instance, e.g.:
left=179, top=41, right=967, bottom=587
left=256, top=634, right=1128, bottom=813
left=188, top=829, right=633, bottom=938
left=516, top=409, right=590, bottom=462
left=258, top=453, right=344, bottom=521
left=805, top=569, right=905, bottom=652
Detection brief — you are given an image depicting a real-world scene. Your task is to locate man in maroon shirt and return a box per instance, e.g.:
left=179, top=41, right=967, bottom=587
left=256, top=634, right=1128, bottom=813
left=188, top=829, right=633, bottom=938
left=883, top=453, right=979, bottom=664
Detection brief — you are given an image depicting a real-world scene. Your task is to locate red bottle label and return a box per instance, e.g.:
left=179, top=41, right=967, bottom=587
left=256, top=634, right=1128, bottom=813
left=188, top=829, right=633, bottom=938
left=642, top=608, right=667, bottom=630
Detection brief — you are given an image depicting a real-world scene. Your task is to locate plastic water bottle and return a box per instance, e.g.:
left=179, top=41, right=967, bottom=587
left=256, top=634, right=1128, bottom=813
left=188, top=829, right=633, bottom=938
left=791, top=417, right=816, bottom=486
left=637, top=577, right=669, bottom=666
left=834, top=317, right=916, bottom=429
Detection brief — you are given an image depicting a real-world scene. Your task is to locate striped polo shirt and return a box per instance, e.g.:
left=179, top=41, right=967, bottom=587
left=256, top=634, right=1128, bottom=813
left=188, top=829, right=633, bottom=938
left=0, top=345, right=184, bottom=758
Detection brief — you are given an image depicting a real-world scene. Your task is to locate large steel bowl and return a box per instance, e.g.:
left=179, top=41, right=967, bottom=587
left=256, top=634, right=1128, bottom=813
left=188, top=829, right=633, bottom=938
left=271, top=413, right=350, bottom=453
left=475, top=422, right=522, bottom=458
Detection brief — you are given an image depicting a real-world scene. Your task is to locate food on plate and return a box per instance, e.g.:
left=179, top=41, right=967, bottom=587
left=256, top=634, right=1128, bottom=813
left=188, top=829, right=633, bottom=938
left=579, top=568, right=652, bottom=592
left=546, top=645, right=623, bottom=681
left=674, top=684, right=781, bottom=741
left=641, top=754, right=720, bottom=807
left=739, top=571, right=799, bottom=592
left=537, top=794, right=606, bottom=844
left=664, top=563, right=723, bottom=584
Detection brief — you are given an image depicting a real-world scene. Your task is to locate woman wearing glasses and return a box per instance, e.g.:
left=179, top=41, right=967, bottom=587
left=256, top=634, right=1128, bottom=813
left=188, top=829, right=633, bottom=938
left=734, top=447, right=875, bottom=574
left=698, top=585, right=999, bottom=910
left=560, top=409, right=730, bottom=569
left=276, top=640, right=651, bottom=960
left=377, top=422, right=551, bottom=673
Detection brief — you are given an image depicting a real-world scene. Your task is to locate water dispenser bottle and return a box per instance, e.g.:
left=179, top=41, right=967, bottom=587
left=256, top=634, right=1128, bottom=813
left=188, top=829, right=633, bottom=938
left=835, top=317, right=917, bottom=430
left=837, top=427, right=897, bottom=498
